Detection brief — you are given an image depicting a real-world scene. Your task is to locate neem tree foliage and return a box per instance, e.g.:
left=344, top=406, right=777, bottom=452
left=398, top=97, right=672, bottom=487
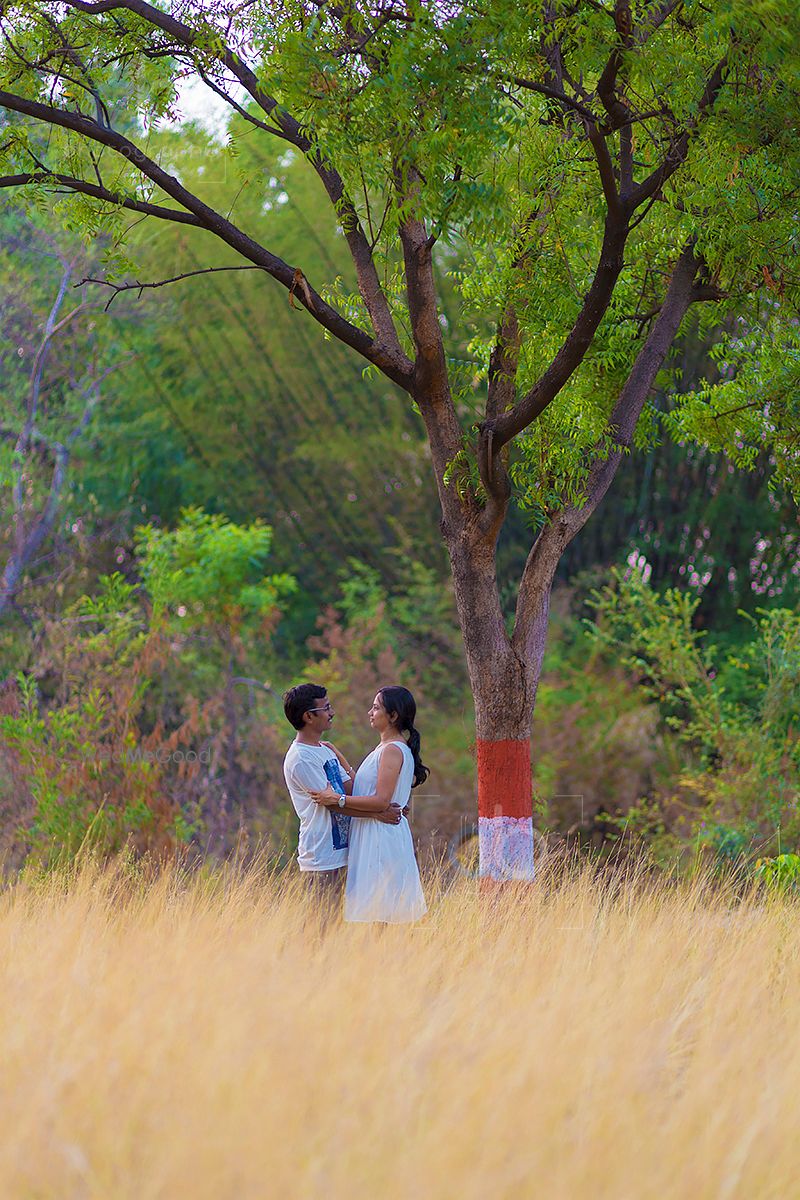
left=1, top=1, right=798, bottom=880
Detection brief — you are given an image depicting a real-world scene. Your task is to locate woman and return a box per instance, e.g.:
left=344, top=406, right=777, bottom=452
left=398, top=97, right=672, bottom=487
left=310, top=686, right=428, bottom=924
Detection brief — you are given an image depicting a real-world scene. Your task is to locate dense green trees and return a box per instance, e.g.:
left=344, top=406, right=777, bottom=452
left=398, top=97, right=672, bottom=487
left=1, top=1, right=798, bottom=878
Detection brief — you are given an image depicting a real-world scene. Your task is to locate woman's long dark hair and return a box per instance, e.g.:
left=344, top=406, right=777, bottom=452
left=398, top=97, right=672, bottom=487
left=378, top=685, right=430, bottom=789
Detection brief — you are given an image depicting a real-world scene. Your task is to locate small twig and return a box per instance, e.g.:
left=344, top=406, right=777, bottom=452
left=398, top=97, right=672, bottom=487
left=712, top=401, right=762, bottom=421
left=79, top=264, right=267, bottom=309
left=195, top=66, right=285, bottom=139
left=425, top=164, right=463, bottom=249
left=504, top=73, right=599, bottom=123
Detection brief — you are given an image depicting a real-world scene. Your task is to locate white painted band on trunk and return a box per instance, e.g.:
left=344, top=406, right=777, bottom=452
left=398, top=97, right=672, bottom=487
left=478, top=816, right=535, bottom=881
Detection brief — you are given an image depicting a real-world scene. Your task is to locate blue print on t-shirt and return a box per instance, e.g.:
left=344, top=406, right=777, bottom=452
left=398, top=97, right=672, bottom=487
left=324, top=757, right=351, bottom=849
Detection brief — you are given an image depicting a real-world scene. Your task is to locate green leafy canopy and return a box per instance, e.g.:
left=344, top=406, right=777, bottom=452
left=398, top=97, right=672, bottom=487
left=1, top=1, right=797, bottom=537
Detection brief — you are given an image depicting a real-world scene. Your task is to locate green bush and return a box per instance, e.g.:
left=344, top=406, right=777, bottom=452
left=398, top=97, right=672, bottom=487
left=0, top=579, right=181, bottom=862
left=0, top=510, right=299, bottom=866
left=755, top=854, right=800, bottom=895
left=586, top=569, right=800, bottom=858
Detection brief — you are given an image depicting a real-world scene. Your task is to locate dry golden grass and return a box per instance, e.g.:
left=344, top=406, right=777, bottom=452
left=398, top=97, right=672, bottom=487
left=1, top=854, right=798, bottom=1199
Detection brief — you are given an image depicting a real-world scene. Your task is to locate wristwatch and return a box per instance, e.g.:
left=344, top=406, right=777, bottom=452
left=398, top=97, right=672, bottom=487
left=337, top=794, right=346, bottom=808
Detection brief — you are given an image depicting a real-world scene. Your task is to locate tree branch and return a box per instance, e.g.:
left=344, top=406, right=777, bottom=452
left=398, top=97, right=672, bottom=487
left=504, top=74, right=598, bottom=123
left=0, top=171, right=204, bottom=225
left=193, top=67, right=285, bottom=140
left=476, top=305, right=519, bottom=533
left=60, top=0, right=407, bottom=362
left=488, top=211, right=628, bottom=453
left=712, top=400, right=763, bottom=421
left=480, top=51, right=729, bottom=465
left=585, top=121, right=621, bottom=215
left=511, top=240, right=701, bottom=658
left=596, top=0, right=635, bottom=131
left=635, top=0, right=684, bottom=45
left=394, top=162, right=463, bottom=500
left=692, top=282, right=727, bottom=302
left=79, top=265, right=268, bottom=309
left=595, top=240, right=700, bottom=464
left=0, top=346, right=126, bottom=622
left=12, top=258, right=72, bottom=552
left=396, top=166, right=446, bottom=390
left=619, top=123, right=634, bottom=198
left=0, top=87, right=413, bottom=389
left=630, top=55, right=729, bottom=207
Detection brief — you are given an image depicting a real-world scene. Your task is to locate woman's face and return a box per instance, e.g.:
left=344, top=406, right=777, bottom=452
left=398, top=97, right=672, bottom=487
left=368, top=693, right=396, bottom=733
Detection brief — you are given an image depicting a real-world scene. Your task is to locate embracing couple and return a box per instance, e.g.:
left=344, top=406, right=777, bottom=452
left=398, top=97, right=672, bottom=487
left=282, top=683, right=428, bottom=924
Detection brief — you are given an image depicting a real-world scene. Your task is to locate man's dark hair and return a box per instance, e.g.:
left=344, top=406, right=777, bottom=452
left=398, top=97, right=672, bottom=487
left=283, top=683, right=327, bottom=730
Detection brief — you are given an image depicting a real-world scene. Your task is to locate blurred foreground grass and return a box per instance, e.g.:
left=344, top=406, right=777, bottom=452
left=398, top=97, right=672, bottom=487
left=1, top=855, right=798, bottom=1199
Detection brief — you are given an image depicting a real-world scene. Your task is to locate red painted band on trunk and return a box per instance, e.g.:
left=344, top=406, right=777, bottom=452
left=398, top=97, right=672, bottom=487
left=476, top=738, right=532, bottom=819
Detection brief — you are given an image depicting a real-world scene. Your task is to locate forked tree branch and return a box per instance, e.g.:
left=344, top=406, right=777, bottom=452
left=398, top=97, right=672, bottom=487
left=481, top=52, right=729, bottom=461
left=59, top=0, right=407, bottom=360
left=596, top=0, right=635, bottom=131
left=630, top=55, right=729, bottom=207
left=511, top=240, right=702, bottom=657
left=0, top=87, right=414, bottom=389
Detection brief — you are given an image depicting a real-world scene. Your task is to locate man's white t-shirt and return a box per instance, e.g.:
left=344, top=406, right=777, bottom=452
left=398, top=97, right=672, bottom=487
left=283, top=741, right=351, bottom=872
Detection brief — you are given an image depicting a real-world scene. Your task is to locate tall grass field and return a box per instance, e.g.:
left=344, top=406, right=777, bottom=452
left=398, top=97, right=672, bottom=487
left=1, top=856, right=798, bottom=1198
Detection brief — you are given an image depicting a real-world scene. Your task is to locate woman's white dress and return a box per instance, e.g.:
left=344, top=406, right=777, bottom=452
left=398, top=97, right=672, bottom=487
left=345, top=740, right=427, bottom=924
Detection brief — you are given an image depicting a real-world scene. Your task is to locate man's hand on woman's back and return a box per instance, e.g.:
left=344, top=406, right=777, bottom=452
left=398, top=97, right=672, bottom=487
left=376, top=804, right=403, bottom=825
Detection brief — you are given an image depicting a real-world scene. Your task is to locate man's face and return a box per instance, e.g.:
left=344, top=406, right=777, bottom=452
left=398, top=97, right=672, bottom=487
left=303, top=696, right=334, bottom=735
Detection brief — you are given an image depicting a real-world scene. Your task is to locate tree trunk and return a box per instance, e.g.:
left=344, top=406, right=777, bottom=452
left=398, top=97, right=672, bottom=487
left=447, top=528, right=553, bottom=882
left=435, top=246, right=703, bottom=882
left=472, top=664, right=539, bottom=883
left=420, top=371, right=556, bottom=883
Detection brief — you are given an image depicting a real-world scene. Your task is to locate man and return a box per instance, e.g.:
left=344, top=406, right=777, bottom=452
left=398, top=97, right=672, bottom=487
left=282, top=683, right=401, bottom=904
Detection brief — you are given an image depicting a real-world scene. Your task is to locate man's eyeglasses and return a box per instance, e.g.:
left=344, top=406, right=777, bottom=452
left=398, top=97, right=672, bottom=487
left=307, top=703, right=333, bottom=714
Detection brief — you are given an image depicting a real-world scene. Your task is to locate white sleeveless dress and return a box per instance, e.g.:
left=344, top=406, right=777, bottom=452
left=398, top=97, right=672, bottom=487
left=344, top=740, right=427, bottom=924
